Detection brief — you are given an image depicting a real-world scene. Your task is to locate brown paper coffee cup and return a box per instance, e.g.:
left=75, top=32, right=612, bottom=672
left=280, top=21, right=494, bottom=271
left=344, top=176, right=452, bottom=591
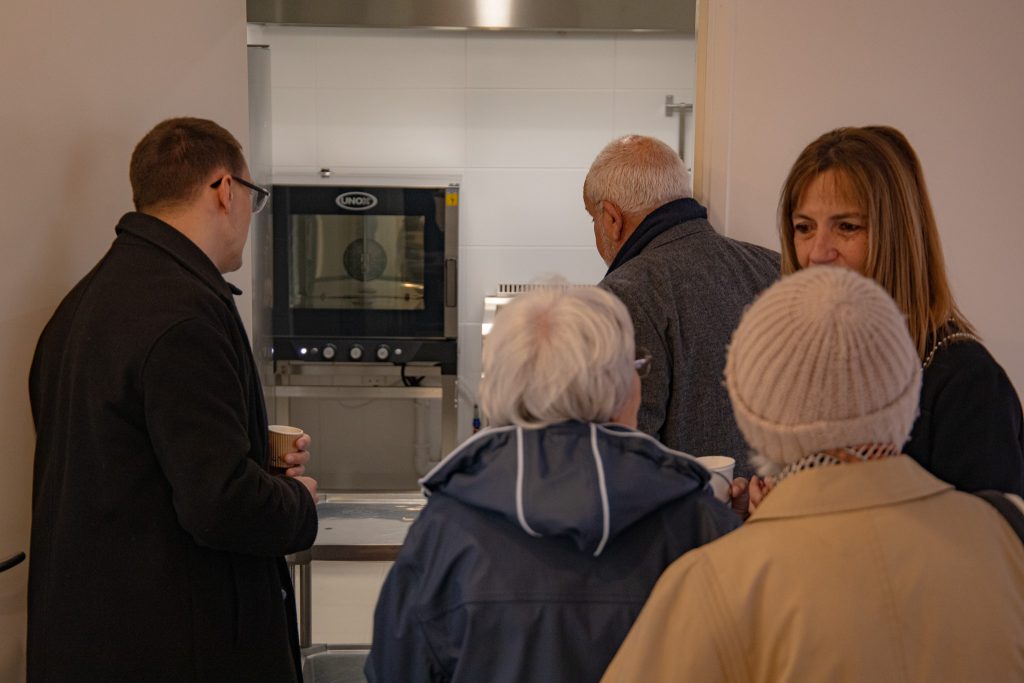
left=268, top=424, right=304, bottom=471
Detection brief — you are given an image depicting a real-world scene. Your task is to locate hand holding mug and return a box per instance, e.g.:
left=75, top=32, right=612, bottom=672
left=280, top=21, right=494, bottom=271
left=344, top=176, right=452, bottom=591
left=729, top=477, right=750, bottom=519
left=748, top=475, right=775, bottom=513
left=696, top=456, right=735, bottom=503
left=268, top=425, right=310, bottom=476
left=281, top=433, right=311, bottom=477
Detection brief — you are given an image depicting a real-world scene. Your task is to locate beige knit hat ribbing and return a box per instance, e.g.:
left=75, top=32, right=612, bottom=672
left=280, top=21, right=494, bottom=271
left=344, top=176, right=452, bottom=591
left=725, top=267, right=922, bottom=466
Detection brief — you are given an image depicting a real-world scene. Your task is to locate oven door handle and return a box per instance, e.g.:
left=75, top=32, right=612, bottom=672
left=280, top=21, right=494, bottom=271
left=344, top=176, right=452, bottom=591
left=444, top=258, right=457, bottom=308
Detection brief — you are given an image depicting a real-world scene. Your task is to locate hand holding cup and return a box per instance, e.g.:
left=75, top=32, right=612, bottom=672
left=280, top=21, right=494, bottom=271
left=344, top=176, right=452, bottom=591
left=696, top=456, right=735, bottom=503
left=268, top=425, right=310, bottom=476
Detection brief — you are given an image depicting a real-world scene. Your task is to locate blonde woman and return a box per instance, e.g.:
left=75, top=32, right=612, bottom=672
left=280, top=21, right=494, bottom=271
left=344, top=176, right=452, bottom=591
left=774, top=125, right=1023, bottom=495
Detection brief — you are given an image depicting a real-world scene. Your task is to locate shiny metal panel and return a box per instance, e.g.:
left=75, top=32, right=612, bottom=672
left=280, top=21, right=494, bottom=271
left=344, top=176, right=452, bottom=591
left=274, top=385, right=442, bottom=400
left=443, top=184, right=458, bottom=339
left=247, top=0, right=695, bottom=33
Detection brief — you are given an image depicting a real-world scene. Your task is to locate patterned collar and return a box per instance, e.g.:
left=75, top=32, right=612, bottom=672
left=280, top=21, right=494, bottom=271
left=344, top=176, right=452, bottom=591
left=774, top=443, right=901, bottom=485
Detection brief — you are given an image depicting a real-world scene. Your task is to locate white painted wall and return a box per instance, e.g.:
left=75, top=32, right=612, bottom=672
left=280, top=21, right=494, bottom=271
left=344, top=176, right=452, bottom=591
left=0, top=3, right=248, bottom=679
left=698, top=0, right=1024, bottom=392
left=246, top=25, right=697, bottom=442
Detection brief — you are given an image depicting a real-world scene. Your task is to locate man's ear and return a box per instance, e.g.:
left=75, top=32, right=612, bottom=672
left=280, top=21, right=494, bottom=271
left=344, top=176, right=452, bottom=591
left=601, top=200, right=625, bottom=242
left=213, top=173, right=233, bottom=212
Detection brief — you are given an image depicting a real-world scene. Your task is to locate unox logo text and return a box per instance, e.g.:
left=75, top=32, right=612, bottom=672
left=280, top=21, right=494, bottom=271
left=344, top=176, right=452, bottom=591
left=336, top=191, right=378, bottom=211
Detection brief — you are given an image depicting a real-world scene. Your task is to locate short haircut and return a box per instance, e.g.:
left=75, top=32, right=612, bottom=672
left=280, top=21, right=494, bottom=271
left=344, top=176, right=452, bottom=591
left=129, top=117, right=245, bottom=212
left=480, top=284, right=636, bottom=428
left=778, top=125, right=973, bottom=358
left=583, top=134, right=691, bottom=217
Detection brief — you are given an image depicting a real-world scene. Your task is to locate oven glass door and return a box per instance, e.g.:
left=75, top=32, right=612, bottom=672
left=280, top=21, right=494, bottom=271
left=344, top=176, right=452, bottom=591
left=289, top=213, right=426, bottom=312
left=273, top=186, right=447, bottom=339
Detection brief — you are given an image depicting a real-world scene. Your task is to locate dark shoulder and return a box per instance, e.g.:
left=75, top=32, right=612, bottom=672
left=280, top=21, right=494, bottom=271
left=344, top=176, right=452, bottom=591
left=116, top=238, right=231, bottom=319
left=397, top=494, right=496, bottom=563
left=656, top=489, right=741, bottom=546
left=923, top=338, right=1016, bottom=398
left=598, top=262, right=650, bottom=310
left=925, top=338, right=1002, bottom=380
left=730, top=237, right=782, bottom=266
left=644, top=222, right=779, bottom=273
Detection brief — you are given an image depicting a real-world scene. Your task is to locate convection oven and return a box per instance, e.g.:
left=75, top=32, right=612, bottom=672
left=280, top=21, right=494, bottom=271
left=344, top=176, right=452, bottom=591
left=272, top=183, right=457, bottom=361
left=269, top=182, right=459, bottom=491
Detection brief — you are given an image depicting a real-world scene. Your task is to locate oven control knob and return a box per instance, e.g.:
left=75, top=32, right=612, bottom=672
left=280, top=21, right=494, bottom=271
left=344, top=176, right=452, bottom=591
left=349, top=344, right=364, bottom=361
left=376, top=344, right=391, bottom=361
left=321, top=343, right=337, bottom=361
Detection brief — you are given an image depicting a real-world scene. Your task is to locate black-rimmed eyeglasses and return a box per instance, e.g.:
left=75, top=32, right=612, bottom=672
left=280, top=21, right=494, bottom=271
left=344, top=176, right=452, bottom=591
left=210, top=175, right=270, bottom=214
left=635, top=347, right=653, bottom=378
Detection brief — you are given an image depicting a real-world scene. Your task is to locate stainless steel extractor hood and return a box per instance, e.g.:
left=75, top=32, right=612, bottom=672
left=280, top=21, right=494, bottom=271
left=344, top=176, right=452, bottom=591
left=247, top=0, right=695, bottom=33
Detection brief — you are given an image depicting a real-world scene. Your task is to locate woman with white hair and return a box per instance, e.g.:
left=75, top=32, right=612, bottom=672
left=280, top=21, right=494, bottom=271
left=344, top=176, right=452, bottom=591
left=602, top=267, right=1024, bottom=681
left=365, top=284, right=739, bottom=683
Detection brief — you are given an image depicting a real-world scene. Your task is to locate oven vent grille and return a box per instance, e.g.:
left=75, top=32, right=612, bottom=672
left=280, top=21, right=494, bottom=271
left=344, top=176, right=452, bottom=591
left=495, top=282, right=587, bottom=295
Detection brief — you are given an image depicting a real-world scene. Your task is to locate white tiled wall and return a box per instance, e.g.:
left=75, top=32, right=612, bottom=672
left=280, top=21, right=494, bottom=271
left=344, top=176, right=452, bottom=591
left=247, top=23, right=696, bottom=652
left=248, top=24, right=697, bottom=444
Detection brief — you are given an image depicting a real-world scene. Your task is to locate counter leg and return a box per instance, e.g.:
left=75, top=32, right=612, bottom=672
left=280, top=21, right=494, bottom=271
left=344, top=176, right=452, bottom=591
left=300, top=562, right=312, bottom=649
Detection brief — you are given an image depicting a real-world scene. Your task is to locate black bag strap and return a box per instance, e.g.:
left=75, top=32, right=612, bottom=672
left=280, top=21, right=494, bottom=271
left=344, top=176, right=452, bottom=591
left=0, top=552, right=25, bottom=574
left=976, top=490, right=1024, bottom=543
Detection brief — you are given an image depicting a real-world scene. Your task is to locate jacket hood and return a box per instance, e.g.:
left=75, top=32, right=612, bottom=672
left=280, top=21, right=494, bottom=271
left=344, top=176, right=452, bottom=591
left=419, top=421, right=711, bottom=556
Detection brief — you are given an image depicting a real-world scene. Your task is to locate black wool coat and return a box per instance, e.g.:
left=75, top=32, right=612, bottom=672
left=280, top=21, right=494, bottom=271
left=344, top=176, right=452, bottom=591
left=28, top=212, right=318, bottom=682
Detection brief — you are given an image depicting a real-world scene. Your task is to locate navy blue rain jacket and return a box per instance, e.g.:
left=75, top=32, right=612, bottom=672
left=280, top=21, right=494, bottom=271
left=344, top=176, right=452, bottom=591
left=365, top=421, right=740, bottom=683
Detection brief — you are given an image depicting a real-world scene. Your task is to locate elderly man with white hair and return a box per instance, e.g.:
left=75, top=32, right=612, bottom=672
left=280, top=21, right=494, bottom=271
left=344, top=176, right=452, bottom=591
left=365, top=284, right=739, bottom=683
left=585, top=135, right=779, bottom=478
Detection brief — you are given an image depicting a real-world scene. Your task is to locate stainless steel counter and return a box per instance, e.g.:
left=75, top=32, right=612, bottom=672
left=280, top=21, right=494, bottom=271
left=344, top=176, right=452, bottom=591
left=289, top=493, right=426, bottom=649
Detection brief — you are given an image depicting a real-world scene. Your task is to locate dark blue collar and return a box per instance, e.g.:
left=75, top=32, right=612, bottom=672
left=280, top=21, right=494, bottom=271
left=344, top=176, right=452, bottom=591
left=605, top=198, right=708, bottom=275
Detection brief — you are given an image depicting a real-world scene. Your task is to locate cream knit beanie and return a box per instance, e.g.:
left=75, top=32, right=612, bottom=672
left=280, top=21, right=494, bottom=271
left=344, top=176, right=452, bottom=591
left=725, top=267, right=921, bottom=467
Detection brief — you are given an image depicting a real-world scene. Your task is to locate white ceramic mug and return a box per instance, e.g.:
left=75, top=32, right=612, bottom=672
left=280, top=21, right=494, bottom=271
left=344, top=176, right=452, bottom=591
left=696, top=455, right=735, bottom=502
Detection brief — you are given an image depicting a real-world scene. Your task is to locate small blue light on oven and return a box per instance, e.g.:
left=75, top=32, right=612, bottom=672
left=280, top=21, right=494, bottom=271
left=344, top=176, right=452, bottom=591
left=299, top=347, right=308, bottom=355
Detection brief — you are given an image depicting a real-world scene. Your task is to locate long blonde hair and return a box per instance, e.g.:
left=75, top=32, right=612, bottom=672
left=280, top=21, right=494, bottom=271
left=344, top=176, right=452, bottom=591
left=778, top=126, right=974, bottom=358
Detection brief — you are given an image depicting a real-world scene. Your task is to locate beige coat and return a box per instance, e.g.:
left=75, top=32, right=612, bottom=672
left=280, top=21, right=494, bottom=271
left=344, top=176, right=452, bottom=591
left=603, top=457, right=1024, bottom=682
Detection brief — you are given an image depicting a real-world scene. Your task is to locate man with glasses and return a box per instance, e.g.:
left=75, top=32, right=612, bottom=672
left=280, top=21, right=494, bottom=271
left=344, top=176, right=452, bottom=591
left=584, top=135, right=779, bottom=479
left=28, top=117, right=317, bottom=682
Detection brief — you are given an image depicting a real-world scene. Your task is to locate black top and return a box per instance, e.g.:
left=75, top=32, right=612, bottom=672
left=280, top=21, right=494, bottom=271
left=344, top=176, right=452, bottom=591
left=28, top=212, right=317, bottom=682
left=904, top=337, right=1024, bottom=494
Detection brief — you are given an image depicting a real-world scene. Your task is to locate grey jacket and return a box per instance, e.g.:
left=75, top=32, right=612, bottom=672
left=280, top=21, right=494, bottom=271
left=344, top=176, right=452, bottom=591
left=601, top=214, right=779, bottom=478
